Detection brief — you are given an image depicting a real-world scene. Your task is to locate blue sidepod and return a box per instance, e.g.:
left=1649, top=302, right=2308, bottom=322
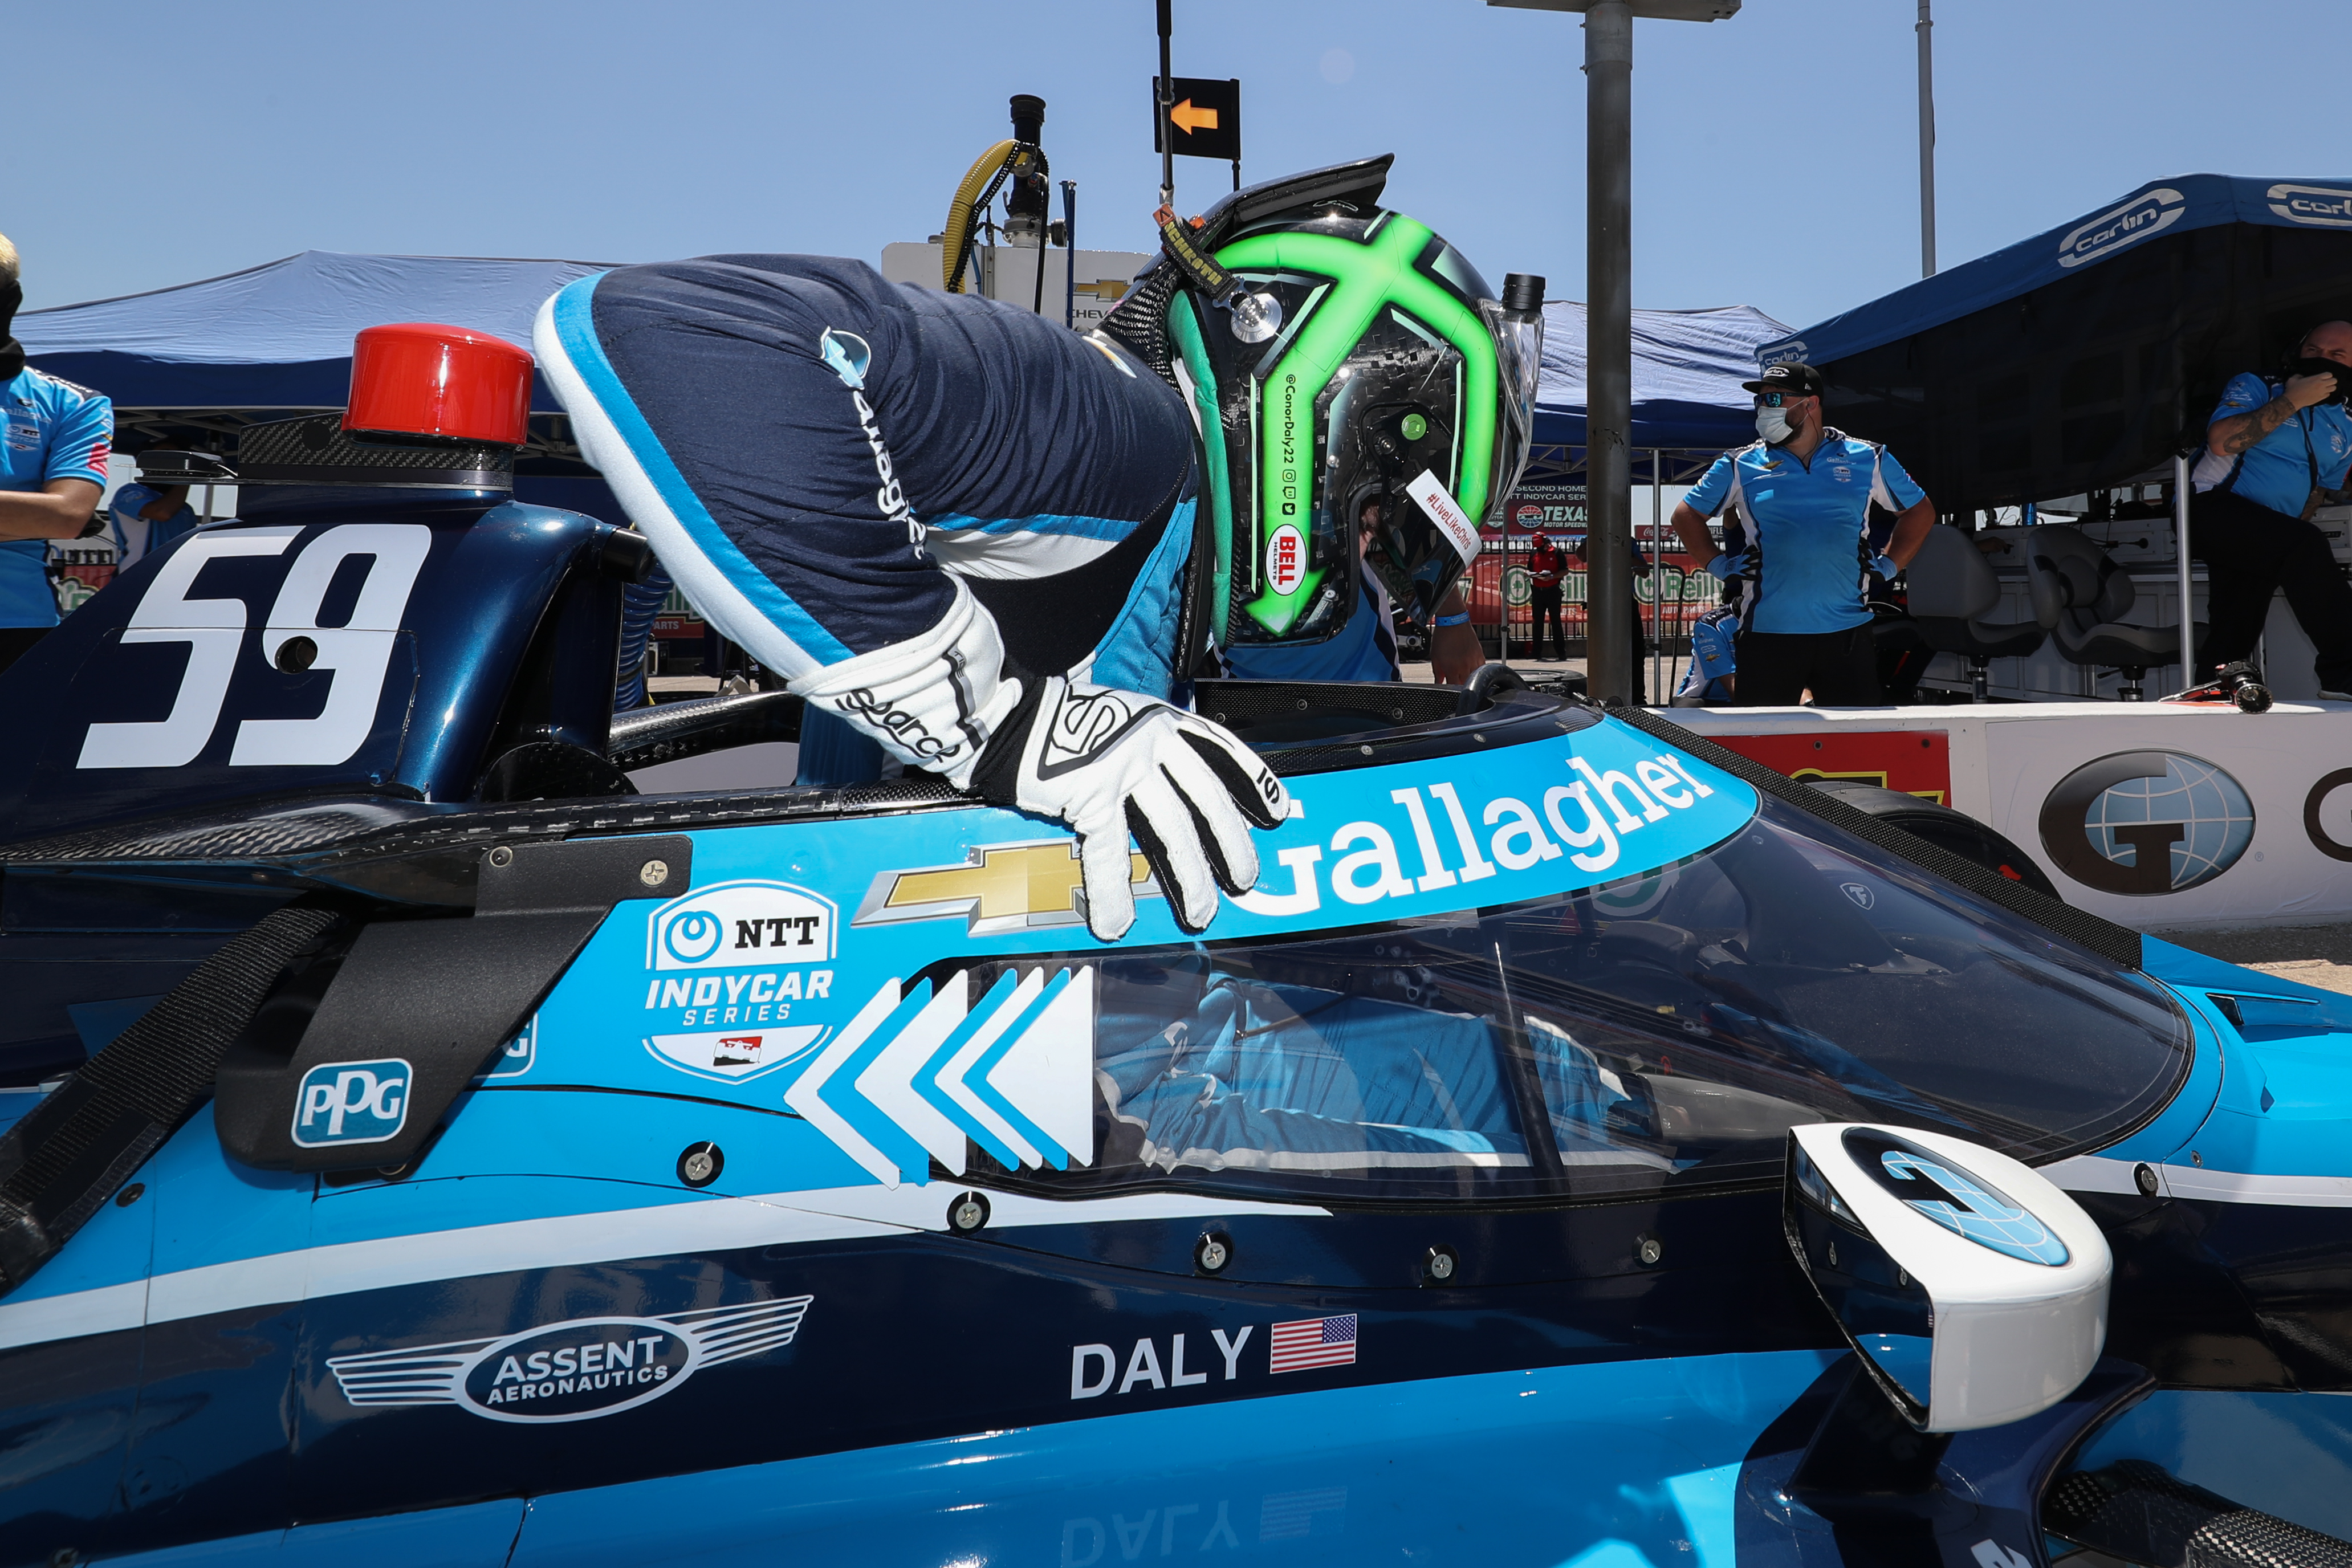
left=0, top=662, right=2349, bottom=1564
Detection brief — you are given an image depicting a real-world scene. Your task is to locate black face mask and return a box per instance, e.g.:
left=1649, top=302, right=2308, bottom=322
left=2284, top=355, right=2352, bottom=404
left=0, top=279, right=21, bottom=382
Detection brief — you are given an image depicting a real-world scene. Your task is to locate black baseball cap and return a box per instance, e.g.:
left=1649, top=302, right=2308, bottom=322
left=1741, top=362, right=1826, bottom=397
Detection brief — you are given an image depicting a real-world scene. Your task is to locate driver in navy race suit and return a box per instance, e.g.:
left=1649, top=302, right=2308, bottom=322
left=537, top=160, right=1542, bottom=943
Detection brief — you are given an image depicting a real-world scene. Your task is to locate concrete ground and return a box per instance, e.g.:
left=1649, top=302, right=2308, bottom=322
left=2148, top=925, right=2352, bottom=995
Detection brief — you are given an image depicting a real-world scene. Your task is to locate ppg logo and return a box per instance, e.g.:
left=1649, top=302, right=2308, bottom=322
left=292, top=1058, right=413, bottom=1148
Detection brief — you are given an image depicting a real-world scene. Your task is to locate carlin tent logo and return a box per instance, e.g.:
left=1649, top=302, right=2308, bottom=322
left=325, top=1297, right=813, bottom=1425
left=649, top=880, right=838, bottom=970
left=2266, top=184, right=2352, bottom=229
left=2039, top=751, right=2253, bottom=895
left=2057, top=186, right=2186, bottom=270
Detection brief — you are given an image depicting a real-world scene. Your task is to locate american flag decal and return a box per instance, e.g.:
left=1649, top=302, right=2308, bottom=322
left=1268, top=1314, right=1357, bottom=1374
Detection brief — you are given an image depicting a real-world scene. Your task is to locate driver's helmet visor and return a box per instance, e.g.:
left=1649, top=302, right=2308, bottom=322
left=1478, top=298, right=1544, bottom=520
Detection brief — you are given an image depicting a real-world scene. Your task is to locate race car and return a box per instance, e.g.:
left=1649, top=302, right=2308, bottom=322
left=1, top=382, right=2350, bottom=1568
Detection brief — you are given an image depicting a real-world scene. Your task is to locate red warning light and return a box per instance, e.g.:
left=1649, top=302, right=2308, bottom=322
left=344, top=322, right=533, bottom=447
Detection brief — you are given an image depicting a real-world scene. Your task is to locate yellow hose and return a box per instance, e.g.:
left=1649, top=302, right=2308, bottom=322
left=943, top=140, right=1019, bottom=292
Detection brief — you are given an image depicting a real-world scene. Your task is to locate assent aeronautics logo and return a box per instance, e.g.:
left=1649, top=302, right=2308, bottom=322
left=325, top=1297, right=813, bottom=1424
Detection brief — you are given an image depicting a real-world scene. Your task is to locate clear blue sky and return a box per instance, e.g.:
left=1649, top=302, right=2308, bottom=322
left=7, top=0, right=2340, bottom=333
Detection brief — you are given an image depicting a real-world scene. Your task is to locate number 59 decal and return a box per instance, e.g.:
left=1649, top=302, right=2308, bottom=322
left=78, top=523, right=433, bottom=771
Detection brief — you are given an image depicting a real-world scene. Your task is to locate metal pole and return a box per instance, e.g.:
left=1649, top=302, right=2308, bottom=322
left=1916, top=0, right=1936, bottom=276
left=1650, top=449, right=1664, bottom=702
left=1156, top=0, right=1176, bottom=211
left=2174, top=454, right=2196, bottom=679
left=1061, top=180, right=1078, bottom=331
left=1584, top=1, right=1634, bottom=703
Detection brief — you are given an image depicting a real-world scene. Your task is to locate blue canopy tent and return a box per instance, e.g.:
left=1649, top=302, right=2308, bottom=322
left=17, top=250, right=612, bottom=417
left=1525, top=300, right=1792, bottom=487
left=1756, top=174, right=2352, bottom=511
left=15, top=249, right=628, bottom=522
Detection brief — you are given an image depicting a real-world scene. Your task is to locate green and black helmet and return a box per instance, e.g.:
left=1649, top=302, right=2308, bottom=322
left=1104, top=156, right=1544, bottom=645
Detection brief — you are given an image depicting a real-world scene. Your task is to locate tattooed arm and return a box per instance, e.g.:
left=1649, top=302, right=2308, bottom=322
left=2209, top=371, right=2338, bottom=455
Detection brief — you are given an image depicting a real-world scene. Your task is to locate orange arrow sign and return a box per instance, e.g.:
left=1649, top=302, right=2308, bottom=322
left=1169, top=99, right=1220, bottom=135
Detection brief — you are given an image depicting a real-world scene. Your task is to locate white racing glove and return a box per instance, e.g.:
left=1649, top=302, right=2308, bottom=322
left=791, top=582, right=1287, bottom=940
left=969, top=676, right=1289, bottom=941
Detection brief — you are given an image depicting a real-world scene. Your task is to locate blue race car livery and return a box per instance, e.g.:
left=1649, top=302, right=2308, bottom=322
left=0, top=411, right=2348, bottom=1568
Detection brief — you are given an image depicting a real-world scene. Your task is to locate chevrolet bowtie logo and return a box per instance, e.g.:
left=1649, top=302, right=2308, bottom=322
left=854, top=840, right=1158, bottom=935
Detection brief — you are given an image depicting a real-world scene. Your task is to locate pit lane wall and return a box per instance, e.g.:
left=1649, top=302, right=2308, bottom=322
left=1670, top=701, right=2352, bottom=931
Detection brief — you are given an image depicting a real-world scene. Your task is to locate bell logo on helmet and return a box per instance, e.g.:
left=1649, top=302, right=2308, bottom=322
left=1265, top=524, right=1305, bottom=594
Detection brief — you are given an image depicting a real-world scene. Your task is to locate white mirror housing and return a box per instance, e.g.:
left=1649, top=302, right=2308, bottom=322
left=1783, top=1123, right=2111, bottom=1433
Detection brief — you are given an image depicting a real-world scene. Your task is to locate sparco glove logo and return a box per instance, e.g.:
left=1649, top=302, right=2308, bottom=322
left=2057, top=186, right=2185, bottom=270
left=325, top=1298, right=813, bottom=1425
left=649, top=880, right=839, bottom=969
left=2038, top=751, right=2253, bottom=894
left=1037, top=686, right=1158, bottom=777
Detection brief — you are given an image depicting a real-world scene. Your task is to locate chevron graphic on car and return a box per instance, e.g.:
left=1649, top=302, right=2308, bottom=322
left=782, top=967, right=1095, bottom=1187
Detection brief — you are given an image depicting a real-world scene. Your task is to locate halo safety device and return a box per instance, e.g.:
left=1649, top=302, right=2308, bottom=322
left=1104, top=156, right=1545, bottom=645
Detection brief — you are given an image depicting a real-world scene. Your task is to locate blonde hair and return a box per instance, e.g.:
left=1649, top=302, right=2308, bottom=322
left=0, top=234, right=17, bottom=287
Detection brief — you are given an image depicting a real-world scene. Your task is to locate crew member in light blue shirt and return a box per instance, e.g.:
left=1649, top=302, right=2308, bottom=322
left=1666, top=362, right=1935, bottom=705
left=2188, top=320, right=2352, bottom=697
left=107, top=476, right=200, bottom=566
left=0, top=235, right=112, bottom=674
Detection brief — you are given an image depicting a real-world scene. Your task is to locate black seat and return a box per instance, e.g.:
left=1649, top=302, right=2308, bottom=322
left=1902, top=524, right=2045, bottom=702
left=2023, top=524, right=2203, bottom=702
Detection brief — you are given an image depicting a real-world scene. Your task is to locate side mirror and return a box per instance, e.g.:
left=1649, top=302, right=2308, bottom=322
left=134, top=449, right=236, bottom=484
left=1784, top=1123, right=2110, bottom=1433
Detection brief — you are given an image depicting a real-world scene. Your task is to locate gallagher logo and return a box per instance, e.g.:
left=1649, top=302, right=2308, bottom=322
left=2057, top=187, right=2186, bottom=269
left=325, top=1297, right=813, bottom=1424
left=2038, top=751, right=2253, bottom=895
left=291, top=1058, right=410, bottom=1148
left=1264, top=523, right=1305, bottom=594
left=2266, top=184, right=2352, bottom=230
left=649, top=880, right=838, bottom=970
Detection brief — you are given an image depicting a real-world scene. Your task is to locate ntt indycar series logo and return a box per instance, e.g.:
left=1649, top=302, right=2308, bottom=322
left=649, top=879, right=839, bottom=970
left=2058, top=186, right=2186, bottom=269
left=325, top=1297, right=813, bottom=1424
